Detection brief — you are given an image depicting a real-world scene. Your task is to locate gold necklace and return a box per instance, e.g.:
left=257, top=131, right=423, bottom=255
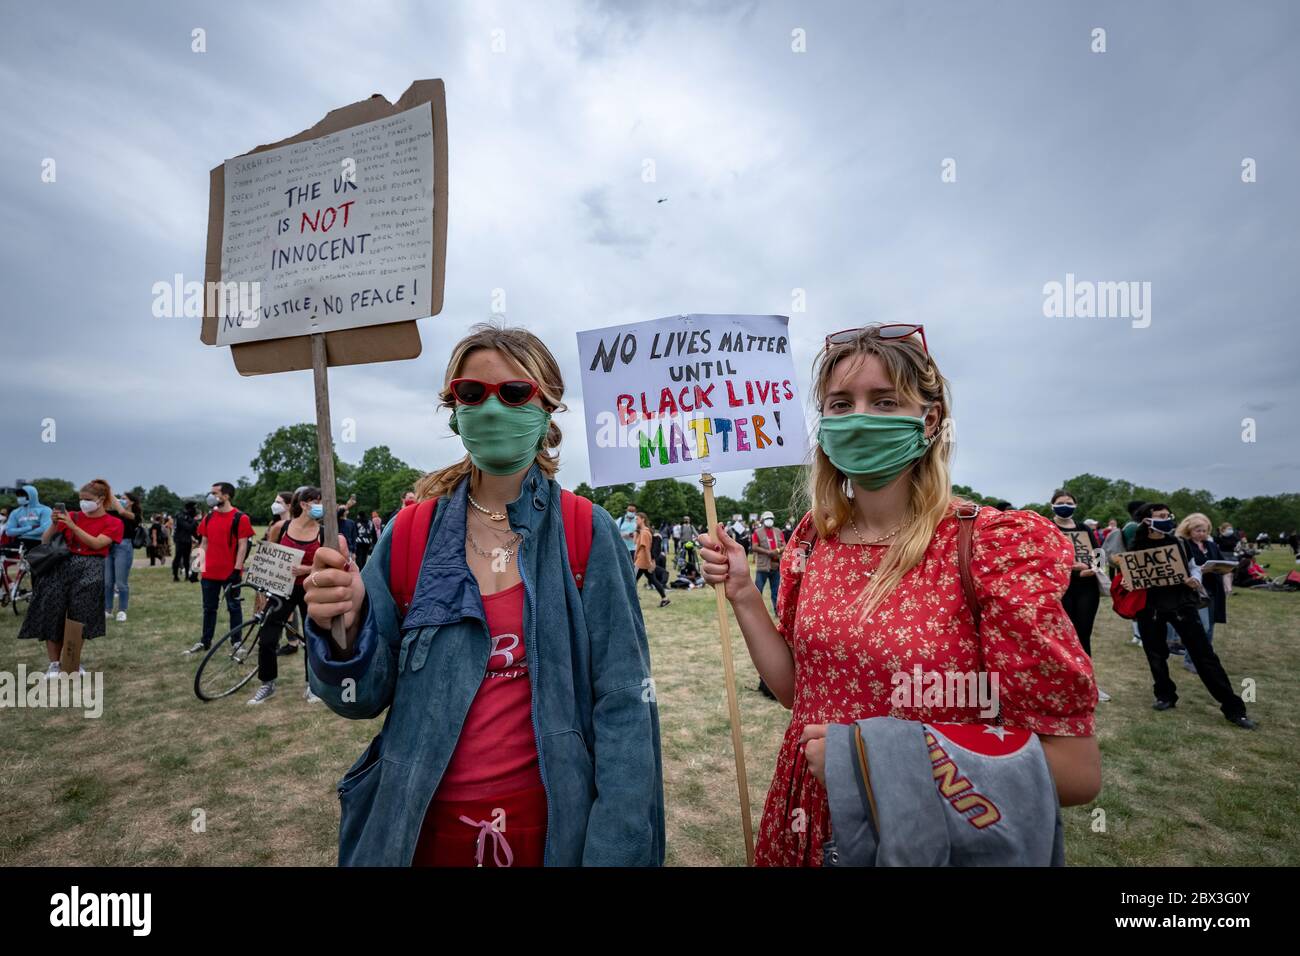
left=848, top=512, right=911, bottom=545
left=468, top=492, right=507, bottom=522
left=469, top=508, right=517, bottom=538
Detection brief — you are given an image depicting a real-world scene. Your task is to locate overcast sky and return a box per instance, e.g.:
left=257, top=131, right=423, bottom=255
left=2, top=0, right=1296, bottom=506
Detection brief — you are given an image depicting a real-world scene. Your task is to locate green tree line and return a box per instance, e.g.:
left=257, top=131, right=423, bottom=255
left=5, top=442, right=1298, bottom=538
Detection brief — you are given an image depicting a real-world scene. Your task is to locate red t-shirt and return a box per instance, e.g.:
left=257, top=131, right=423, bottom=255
left=64, top=512, right=124, bottom=557
left=433, top=582, right=542, bottom=802
left=198, top=509, right=255, bottom=580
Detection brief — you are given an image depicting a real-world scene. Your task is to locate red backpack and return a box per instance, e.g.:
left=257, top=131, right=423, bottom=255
left=388, top=490, right=593, bottom=619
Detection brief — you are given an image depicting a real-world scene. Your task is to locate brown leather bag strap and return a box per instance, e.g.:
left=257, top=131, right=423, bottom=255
left=955, top=503, right=982, bottom=635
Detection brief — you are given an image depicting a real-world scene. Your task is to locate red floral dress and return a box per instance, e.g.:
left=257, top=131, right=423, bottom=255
left=753, top=504, right=1097, bottom=867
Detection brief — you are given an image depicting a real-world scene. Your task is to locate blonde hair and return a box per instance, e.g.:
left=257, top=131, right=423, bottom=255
left=1176, top=512, right=1212, bottom=539
left=413, top=323, right=567, bottom=500
left=802, top=326, right=961, bottom=619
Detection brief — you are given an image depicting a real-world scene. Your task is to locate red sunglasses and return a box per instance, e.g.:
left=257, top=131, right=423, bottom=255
left=825, top=323, right=928, bottom=355
left=449, top=378, right=541, bottom=407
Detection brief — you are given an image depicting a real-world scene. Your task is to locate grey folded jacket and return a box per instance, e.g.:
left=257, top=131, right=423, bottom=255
left=824, top=717, right=1064, bottom=866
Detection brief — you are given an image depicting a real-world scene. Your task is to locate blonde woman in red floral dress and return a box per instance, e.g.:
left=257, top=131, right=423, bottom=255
left=700, top=325, right=1100, bottom=866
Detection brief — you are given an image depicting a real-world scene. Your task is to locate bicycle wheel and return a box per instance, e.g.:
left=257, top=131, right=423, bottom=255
left=194, top=618, right=264, bottom=701
left=11, top=569, right=31, bottom=616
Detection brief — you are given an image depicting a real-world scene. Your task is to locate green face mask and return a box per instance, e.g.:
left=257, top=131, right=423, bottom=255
left=449, top=396, right=552, bottom=476
left=817, top=412, right=932, bottom=491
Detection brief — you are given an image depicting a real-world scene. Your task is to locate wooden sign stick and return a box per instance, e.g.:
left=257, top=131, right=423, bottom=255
left=700, top=472, right=755, bottom=865
left=310, top=333, right=347, bottom=651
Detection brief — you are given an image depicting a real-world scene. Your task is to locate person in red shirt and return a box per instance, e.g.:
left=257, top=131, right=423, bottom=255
left=186, top=481, right=255, bottom=654
left=18, top=478, right=124, bottom=676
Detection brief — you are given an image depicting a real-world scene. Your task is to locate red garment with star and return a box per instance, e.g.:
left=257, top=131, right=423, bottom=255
left=755, top=504, right=1097, bottom=867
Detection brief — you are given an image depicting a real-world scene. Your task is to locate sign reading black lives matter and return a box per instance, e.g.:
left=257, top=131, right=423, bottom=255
left=1116, top=544, right=1189, bottom=590
left=243, top=542, right=301, bottom=599
left=1067, top=531, right=1095, bottom=565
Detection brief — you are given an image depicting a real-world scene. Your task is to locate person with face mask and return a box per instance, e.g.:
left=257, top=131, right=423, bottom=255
left=1049, top=491, right=1110, bottom=702
left=1129, top=503, right=1255, bottom=728
left=263, top=492, right=293, bottom=543
left=751, top=511, right=785, bottom=614
left=4, top=484, right=53, bottom=551
left=301, top=324, right=664, bottom=868
left=185, top=482, right=254, bottom=655
left=246, top=486, right=350, bottom=705
left=698, top=324, right=1099, bottom=866
left=618, top=503, right=640, bottom=562
left=18, top=479, right=123, bottom=676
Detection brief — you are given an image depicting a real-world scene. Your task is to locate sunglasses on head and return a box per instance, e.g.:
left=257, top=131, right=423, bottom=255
left=825, top=323, right=928, bottom=355
left=449, top=378, right=541, bottom=407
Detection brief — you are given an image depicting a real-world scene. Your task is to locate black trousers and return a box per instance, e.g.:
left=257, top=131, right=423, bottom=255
left=1061, top=577, right=1100, bottom=656
left=1136, top=606, right=1246, bottom=718
left=636, top=567, right=666, bottom=599
left=354, top=541, right=372, bottom=571
left=258, top=588, right=308, bottom=682
left=173, top=541, right=194, bottom=581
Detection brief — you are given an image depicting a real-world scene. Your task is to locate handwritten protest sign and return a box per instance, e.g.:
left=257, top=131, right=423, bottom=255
left=1116, top=544, right=1189, bottom=590
left=1067, top=531, right=1095, bottom=565
left=201, top=81, right=448, bottom=648
left=201, top=79, right=448, bottom=376
left=576, top=314, right=808, bottom=487
left=215, top=103, right=434, bottom=346
left=244, top=542, right=301, bottom=599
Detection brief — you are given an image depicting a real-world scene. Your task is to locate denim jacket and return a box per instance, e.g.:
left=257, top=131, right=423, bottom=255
left=306, top=465, right=665, bottom=866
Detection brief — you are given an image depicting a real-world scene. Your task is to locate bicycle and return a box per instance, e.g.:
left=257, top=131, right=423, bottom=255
left=193, top=583, right=303, bottom=701
left=1, top=543, right=34, bottom=616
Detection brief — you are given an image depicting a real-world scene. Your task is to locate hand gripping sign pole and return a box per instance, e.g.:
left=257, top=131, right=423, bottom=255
left=700, top=471, right=755, bottom=864
left=201, top=81, right=449, bottom=650
left=576, top=313, right=807, bottom=865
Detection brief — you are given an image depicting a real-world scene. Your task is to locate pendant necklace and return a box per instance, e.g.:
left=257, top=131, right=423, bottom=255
left=468, top=492, right=507, bottom=522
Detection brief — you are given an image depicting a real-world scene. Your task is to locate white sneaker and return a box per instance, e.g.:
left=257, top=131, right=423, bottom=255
left=116, top=611, right=127, bottom=622
left=247, top=681, right=276, bottom=705
left=183, top=642, right=206, bottom=655
left=45, top=661, right=61, bottom=679
left=1097, top=688, right=1111, bottom=702
left=303, top=686, right=321, bottom=703
left=1129, top=636, right=1142, bottom=645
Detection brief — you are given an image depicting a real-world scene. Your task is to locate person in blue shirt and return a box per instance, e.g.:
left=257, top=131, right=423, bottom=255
left=4, top=484, right=52, bottom=547
left=617, top=503, right=639, bottom=561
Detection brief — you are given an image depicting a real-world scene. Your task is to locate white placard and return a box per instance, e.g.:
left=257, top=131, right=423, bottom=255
left=216, top=102, right=435, bottom=344
left=576, top=314, right=808, bottom=486
left=244, top=542, right=302, bottom=599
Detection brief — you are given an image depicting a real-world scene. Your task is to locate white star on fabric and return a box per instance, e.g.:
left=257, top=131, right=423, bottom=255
left=983, top=724, right=1011, bottom=741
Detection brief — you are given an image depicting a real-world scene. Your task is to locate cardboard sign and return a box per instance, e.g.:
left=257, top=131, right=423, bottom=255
left=1115, top=544, right=1189, bottom=590
left=1066, top=531, right=1095, bottom=565
left=243, top=542, right=301, bottom=599
left=202, top=79, right=449, bottom=376
left=576, top=314, right=808, bottom=486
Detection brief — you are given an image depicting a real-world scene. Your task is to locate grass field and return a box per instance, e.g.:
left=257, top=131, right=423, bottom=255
left=1, top=544, right=1296, bottom=866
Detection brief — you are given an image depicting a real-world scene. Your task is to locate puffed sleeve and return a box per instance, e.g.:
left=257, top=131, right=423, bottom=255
left=775, top=511, right=817, bottom=643
left=970, top=508, right=1097, bottom=737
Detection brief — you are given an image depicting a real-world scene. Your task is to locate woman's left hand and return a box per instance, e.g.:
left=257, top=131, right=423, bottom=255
left=800, top=723, right=828, bottom=786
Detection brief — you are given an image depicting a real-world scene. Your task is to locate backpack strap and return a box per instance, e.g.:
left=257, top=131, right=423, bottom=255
left=390, top=499, right=438, bottom=620
left=955, top=502, right=982, bottom=634
left=561, top=489, right=593, bottom=590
